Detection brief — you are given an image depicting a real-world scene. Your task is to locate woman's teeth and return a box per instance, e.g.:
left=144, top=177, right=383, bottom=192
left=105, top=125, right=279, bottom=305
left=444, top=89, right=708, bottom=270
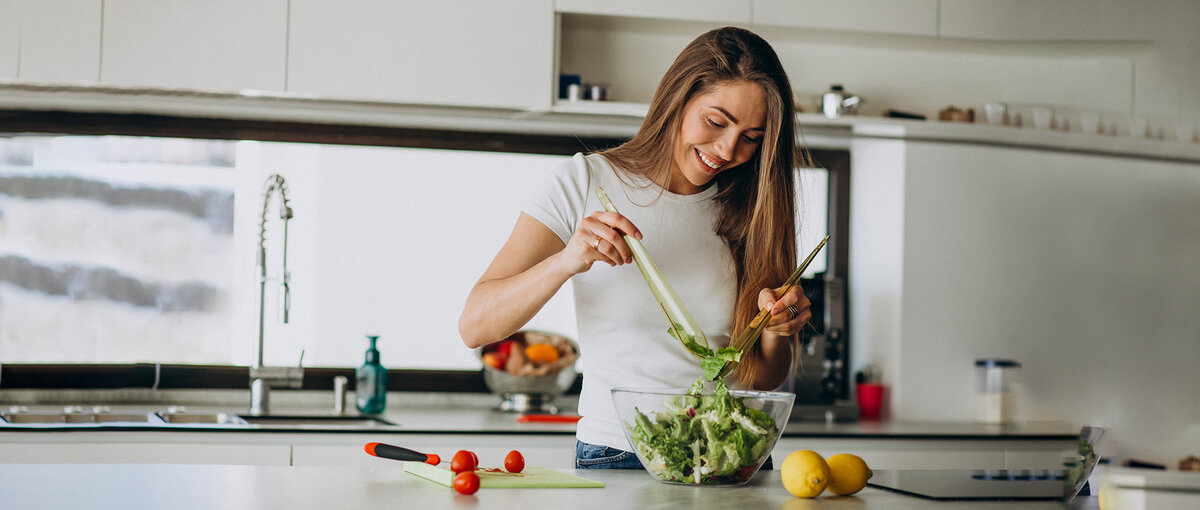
left=697, top=150, right=722, bottom=170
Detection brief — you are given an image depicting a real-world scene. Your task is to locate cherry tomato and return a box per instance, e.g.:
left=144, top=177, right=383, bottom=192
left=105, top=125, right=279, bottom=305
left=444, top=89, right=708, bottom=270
left=504, top=450, right=525, bottom=473
left=452, top=471, right=480, bottom=495
left=481, top=352, right=504, bottom=370
left=450, top=450, right=478, bottom=474
left=496, top=339, right=516, bottom=359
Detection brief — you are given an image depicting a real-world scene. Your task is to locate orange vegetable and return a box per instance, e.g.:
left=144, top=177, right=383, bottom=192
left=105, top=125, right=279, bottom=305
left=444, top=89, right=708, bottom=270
left=481, top=352, right=504, bottom=370
left=524, top=343, right=560, bottom=365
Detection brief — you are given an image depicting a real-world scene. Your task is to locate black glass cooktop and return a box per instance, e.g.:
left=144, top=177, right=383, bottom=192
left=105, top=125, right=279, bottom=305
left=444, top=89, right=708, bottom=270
left=869, top=426, right=1102, bottom=502
left=868, top=469, right=1080, bottom=501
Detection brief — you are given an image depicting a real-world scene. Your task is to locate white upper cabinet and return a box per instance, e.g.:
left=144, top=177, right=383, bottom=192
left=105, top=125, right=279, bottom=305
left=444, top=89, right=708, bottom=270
left=939, top=0, right=1150, bottom=41
left=100, top=0, right=288, bottom=92
left=287, top=0, right=555, bottom=110
left=752, top=0, right=938, bottom=37
left=0, top=0, right=18, bottom=79
left=18, top=0, right=102, bottom=83
left=555, top=0, right=752, bottom=24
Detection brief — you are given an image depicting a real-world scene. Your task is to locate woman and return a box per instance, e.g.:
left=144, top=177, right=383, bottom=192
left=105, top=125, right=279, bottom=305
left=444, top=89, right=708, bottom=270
left=459, top=27, right=812, bottom=469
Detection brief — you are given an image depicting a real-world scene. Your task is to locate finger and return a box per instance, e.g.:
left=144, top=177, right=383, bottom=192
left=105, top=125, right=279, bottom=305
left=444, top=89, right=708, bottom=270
left=596, top=211, right=642, bottom=241
left=772, top=289, right=812, bottom=316
left=582, top=216, right=632, bottom=264
left=598, top=212, right=639, bottom=263
left=757, top=288, right=778, bottom=313
left=593, top=237, right=624, bottom=266
left=767, top=308, right=812, bottom=335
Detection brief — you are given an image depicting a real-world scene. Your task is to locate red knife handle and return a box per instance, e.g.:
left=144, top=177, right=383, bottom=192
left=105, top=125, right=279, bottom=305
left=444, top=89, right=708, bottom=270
left=364, top=442, right=440, bottom=465
left=516, top=414, right=582, bottom=423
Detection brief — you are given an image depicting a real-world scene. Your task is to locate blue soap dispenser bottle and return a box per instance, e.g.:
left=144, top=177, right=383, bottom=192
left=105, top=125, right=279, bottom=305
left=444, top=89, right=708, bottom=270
left=356, top=335, right=387, bottom=414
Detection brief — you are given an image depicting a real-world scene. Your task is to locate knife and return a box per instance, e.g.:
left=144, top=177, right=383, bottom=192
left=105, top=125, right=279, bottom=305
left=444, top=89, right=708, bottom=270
left=515, top=414, right=582, bottom=423
left=364, top=442, right=440, bottom=465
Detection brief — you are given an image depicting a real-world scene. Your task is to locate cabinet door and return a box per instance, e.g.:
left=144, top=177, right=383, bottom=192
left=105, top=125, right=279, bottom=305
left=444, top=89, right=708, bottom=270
left=0, top=442, right=291, bottom=465
left=939, top=0, right=1148, bottom=41
left=752, top=0, right=938, bottom=37
left=772, top=438, right=1004, bottom=470
left=18, top=0, right=102, bottom=83
left=771, top=437, right=1075, bottom=470
left=0, top=0, right=18, bottom=79
left=100, top=0, right=288, bottom=92
left=555, top=0, right=751, bottom=24
left=288, top=0, right=555, bottom=110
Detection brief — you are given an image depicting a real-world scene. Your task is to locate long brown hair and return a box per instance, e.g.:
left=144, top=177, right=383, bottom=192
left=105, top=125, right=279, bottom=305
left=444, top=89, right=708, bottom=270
left=599, top=27, right=807, bottom=389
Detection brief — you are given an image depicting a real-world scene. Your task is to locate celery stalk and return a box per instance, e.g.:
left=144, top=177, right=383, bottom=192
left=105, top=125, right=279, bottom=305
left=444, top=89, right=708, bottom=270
left=595, top=187, right=710, bottom=356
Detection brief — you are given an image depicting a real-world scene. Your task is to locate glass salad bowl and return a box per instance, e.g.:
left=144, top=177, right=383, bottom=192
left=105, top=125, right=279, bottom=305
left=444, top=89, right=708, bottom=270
left=612, top=386, right=794, bottom=485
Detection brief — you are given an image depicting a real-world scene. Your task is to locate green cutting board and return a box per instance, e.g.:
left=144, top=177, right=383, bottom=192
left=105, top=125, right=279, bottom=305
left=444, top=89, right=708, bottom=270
left=403, top=462, right=604, bottom=488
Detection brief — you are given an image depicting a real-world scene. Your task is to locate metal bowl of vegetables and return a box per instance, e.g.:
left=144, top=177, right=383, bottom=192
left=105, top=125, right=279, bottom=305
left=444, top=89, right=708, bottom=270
left=612, top=385, right=794, bottom=485
left=476, top=330, right=579, bottom=413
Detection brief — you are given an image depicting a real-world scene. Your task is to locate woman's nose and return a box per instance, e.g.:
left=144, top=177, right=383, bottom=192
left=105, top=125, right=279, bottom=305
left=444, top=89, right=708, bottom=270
left=714, top=132, right=737, bottom=160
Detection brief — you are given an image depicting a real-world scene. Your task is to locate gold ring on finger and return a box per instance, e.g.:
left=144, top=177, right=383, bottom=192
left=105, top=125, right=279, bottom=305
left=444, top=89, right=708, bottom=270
left=788, top=306, right=799, bottom=320
left=591, top=237, right=601, bottom=250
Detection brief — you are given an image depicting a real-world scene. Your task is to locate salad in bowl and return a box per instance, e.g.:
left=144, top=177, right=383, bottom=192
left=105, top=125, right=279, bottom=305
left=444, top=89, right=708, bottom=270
left=612, top=381, right=793, bottom=485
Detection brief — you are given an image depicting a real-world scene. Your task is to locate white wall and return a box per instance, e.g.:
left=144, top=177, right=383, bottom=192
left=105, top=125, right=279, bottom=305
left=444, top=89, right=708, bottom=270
left=849, top=138, right=1200, bottom=465
left=232, top=143, right=575, bottom=370
left=227, top=142, right=831, bottom=371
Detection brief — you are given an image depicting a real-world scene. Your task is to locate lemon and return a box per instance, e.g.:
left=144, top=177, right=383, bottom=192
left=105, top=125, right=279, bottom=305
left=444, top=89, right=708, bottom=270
left=826, top=453, right=873, bottom=496
left=781, top=450, right=830, bottom=498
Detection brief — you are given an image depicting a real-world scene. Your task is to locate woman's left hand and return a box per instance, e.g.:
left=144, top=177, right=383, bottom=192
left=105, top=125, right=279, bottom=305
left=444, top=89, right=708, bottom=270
left=758, top=286, right=812, bottom=337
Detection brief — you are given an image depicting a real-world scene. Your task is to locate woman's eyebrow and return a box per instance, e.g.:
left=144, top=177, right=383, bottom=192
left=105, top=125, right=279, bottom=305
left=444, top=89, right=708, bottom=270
left=709, top=106, right=765, bottom=131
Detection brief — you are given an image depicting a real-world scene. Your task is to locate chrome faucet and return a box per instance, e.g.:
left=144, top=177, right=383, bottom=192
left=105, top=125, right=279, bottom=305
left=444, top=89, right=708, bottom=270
left=249, top=174, right=304, bottom=415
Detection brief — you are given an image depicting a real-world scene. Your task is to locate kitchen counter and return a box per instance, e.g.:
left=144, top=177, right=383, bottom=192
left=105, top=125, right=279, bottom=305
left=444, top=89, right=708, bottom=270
left=0, top=390, right=1081, bottom=439
left=0, top=391, right=1084, bottom=472
left=0, top=462, right=1100, bottom=509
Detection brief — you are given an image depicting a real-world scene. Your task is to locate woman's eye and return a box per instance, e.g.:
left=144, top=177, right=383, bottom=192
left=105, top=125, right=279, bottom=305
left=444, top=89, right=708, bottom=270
left=705, top=117, right=724, bottom=128
left=742, top=134, right=762, bottom=143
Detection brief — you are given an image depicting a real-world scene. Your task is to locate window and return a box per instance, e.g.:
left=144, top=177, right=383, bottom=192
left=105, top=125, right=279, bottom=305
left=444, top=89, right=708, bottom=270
left=0, top=113, right=848, bottom=400
left=0, top=135, right=237, bottom=363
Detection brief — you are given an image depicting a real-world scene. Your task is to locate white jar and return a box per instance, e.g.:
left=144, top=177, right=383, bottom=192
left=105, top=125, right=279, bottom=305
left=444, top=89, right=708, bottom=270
left=976, top=359, right=1021, bottom=424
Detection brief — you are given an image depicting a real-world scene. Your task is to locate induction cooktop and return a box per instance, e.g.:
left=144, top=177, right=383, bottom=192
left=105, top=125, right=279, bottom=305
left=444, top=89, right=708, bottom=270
left=868, top=469, right=1074, bottom=501
left=868, top=426, right=1102, bottom=502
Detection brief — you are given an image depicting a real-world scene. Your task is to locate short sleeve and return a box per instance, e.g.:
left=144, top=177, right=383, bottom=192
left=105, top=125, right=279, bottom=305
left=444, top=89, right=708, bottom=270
left=522, top=153, right=592, bottom=245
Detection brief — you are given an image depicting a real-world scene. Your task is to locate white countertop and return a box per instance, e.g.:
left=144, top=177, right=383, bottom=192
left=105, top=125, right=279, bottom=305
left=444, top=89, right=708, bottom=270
left=0, top=463, right=1101, bottom=509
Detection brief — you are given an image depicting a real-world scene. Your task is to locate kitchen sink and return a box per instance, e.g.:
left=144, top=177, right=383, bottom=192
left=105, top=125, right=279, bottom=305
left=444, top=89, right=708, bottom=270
left=238, top=415, right=396, bottom=427
left=1, top=412, right=154, bottom=424
left=156, top=412, right=247, bottom=425
left=0, top=408, right=396, bottom=429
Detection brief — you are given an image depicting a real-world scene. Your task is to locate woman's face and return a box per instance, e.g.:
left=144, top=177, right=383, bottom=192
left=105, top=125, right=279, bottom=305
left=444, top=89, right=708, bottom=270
left=669, top=80, right=767, bottom=195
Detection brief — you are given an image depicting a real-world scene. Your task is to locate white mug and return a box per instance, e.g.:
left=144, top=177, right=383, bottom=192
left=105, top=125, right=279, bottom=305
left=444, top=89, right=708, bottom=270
left=1031, top=107, right=1053, bottom=130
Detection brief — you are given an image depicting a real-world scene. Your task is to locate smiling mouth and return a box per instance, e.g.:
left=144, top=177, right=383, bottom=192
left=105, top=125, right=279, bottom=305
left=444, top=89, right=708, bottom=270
left=695, top=149, right=725, bottom=173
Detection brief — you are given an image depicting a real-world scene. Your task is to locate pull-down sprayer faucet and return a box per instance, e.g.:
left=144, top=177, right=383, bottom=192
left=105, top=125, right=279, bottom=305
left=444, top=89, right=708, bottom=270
left=249, top=174, right=304, bottom=415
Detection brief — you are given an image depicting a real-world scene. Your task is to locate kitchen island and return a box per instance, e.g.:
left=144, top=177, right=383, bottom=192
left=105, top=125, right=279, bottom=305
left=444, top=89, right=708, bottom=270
left=0, top=463, right=1099, bottom=509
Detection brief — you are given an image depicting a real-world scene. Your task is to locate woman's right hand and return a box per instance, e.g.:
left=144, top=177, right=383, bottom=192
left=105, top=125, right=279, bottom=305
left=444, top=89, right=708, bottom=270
left=561, top=211, right=642, bottom=275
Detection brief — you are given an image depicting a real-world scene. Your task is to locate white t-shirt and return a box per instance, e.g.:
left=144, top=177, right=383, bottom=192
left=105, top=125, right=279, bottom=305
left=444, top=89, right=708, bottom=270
left=523, top=153, right=736, bottom=451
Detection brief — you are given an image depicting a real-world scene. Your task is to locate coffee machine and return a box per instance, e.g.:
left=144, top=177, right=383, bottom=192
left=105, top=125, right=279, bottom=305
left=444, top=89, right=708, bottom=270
left=790, top=274, right=856, bottom=421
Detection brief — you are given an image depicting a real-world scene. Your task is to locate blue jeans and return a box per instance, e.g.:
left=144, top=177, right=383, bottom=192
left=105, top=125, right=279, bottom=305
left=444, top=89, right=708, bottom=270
left=574, top=440, right=774, bottom=470
left=575, top=440, right=644, bottom=469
